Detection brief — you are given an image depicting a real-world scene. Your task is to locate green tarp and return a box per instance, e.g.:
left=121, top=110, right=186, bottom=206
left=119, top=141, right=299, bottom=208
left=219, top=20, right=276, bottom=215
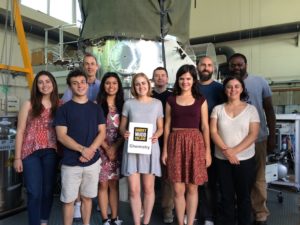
left=78, top=0, right=191, bottom=44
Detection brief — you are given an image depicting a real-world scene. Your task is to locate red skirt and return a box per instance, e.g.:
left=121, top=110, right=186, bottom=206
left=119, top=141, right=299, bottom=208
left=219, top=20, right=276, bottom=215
left=167, top=129, right=207, bottom=185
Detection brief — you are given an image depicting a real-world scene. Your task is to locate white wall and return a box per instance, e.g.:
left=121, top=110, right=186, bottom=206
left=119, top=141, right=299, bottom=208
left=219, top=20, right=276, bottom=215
left=190, top=0, right=300, bottom=81
left=190, top=0, right=300, bottom=37
left=217, top=33, right=300, bottom=81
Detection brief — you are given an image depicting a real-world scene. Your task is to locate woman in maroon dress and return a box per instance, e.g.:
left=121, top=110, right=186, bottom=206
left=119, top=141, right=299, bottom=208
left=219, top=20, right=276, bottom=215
left=162, top=64, right=211, bottom=225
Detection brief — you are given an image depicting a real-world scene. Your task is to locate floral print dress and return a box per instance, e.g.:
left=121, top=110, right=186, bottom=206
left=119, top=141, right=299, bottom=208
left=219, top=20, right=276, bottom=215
left=99, top=106, right=121, bottom=182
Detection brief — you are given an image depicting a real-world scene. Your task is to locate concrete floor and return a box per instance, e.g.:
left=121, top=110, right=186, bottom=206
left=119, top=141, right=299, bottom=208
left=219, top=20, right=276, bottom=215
left=0, top=187, right=299, bottom=225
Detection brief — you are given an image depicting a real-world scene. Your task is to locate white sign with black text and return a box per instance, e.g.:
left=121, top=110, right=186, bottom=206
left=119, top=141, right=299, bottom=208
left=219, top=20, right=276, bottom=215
left=127, top=122, right=153, bottom=154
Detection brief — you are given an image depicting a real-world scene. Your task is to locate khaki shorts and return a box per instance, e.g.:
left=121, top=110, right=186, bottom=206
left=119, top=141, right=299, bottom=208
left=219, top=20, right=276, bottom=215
left=60, top=159, right=101, bottom=203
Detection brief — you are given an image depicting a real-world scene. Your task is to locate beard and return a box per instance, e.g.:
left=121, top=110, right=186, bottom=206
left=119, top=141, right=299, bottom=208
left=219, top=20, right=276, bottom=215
left=199, top=71, right=213, bottom=82
left=229, top=68, right=247, bottom=78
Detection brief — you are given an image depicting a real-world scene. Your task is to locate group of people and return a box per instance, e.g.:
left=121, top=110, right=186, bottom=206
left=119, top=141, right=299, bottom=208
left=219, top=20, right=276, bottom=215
left=13, top=52, right=275, bottom=225
left=196, top=54, right=275, bottom=225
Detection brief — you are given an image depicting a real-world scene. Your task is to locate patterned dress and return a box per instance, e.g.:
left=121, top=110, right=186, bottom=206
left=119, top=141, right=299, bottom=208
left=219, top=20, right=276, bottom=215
left=21, top=108, right=57, bottom=159
left=99, top=106, right=121, bottom=182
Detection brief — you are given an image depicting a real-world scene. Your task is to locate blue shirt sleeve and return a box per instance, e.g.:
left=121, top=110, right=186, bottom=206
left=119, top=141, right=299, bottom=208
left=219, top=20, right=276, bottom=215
left=53, top=105, right=67, bottom=127
left=61, top=88, right=73, bottom=103
left=97, top=104, right=106, bottom=125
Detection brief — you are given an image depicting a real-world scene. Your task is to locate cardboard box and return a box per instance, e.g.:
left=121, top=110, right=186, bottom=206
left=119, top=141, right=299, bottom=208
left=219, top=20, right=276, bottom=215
left=31, top=49, right=53, bottom=65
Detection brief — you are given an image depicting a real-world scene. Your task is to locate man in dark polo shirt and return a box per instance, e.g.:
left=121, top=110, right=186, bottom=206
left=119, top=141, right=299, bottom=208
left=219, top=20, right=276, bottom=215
left=152, top=67, right=174, bottom=224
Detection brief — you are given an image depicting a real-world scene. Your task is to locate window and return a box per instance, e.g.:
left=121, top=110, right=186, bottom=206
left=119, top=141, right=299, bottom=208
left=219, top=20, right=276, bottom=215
left=76, top=1, right=82, bottom=27
left=50, top=0, right=72, bottom=24
left=21, top=0, right=47, bottom=14
left=21, top=0, right=81, bottom=26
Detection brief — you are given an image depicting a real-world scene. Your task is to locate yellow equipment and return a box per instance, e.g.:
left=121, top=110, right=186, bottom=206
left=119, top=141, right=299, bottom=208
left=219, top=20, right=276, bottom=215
left=0, top=0, right=34, bottom=89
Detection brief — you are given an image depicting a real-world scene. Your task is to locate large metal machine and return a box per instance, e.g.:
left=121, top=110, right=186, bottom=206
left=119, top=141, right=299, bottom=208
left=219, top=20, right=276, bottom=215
left=77, top=0, right=197, bottom=89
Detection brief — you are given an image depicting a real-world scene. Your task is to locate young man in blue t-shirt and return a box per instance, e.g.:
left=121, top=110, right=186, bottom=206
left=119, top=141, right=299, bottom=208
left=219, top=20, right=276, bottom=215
left=55, top=69, right=106, bottom=225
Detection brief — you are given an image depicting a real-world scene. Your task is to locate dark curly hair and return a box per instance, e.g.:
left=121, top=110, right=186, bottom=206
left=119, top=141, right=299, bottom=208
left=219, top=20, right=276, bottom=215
left=66, top=68, right=87, bottom=86
left=173, top=64, right=201, bottom=99
left=222, top=75, right=249, bottom=102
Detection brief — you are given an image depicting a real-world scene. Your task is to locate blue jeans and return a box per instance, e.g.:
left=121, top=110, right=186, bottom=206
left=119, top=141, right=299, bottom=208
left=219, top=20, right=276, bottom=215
left=23, top=148, right=58, bottom=225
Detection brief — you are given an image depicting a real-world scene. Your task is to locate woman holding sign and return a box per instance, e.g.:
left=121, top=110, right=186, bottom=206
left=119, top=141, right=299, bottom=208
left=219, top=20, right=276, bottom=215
left=119, top=73, right=163, bottom=225
left=162, top=64, right=211, bottom=225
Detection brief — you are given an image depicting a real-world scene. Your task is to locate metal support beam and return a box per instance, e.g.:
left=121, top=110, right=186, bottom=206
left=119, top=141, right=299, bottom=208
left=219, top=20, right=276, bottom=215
left=0, top=0, right=34, bottom=89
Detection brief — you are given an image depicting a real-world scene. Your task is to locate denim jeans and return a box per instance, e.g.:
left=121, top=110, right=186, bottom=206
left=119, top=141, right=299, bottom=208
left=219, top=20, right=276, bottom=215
left=23, top=148, right=58, bottom=225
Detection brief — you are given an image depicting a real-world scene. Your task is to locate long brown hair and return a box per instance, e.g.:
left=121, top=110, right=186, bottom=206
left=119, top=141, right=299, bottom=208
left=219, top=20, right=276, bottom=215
left=96, top=72, right=124, bottom=117
left=30, top=70, right=59, bottom=118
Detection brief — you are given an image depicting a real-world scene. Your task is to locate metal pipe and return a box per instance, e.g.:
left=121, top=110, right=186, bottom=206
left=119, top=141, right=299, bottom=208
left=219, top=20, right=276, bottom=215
left=160, top=0, right=166, bottom=68
left=59, top=26, right=64, bottom=60
left=272, top=88, right=300, bottom=92
left=190, top=22, right=300, bottom=45
left=0, top=12, right=78, bottom=45
left=215, top=46, right=235, bottom=61
left=44, top=29, right=48, bottom=70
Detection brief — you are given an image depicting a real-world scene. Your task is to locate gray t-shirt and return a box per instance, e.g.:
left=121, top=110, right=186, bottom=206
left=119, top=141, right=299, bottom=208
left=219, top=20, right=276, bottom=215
left=244, top=74, right=272, bottom=142
left=121, top=98, right=163, bottom=176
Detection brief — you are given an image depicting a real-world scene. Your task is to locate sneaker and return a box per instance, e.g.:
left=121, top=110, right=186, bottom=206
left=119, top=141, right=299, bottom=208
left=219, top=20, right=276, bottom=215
left=183, top=215, right=198, bottom=224
left=184, top=214, right=187, bottom=225
left=163, top=215, right=174, bottom=224
left=73, top=203, right=81, bottom=219
left=204, top=220, right=214, bottom=225
left=111, top=219, right=123, bottom=225
left=103, top=219, right=111, bottom=225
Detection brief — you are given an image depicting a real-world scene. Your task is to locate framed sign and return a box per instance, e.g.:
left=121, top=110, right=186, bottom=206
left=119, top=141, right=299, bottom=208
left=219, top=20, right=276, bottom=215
left=127, top=122, right=153, bottom=154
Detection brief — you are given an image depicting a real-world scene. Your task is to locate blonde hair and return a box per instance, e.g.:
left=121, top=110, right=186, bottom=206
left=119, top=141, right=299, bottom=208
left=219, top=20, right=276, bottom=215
left=131, top=73, right=152, bottom=98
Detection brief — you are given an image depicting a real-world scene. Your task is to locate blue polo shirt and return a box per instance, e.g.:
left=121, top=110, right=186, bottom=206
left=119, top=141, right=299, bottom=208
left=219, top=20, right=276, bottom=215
left=61, top=79, right=100, bottom=103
